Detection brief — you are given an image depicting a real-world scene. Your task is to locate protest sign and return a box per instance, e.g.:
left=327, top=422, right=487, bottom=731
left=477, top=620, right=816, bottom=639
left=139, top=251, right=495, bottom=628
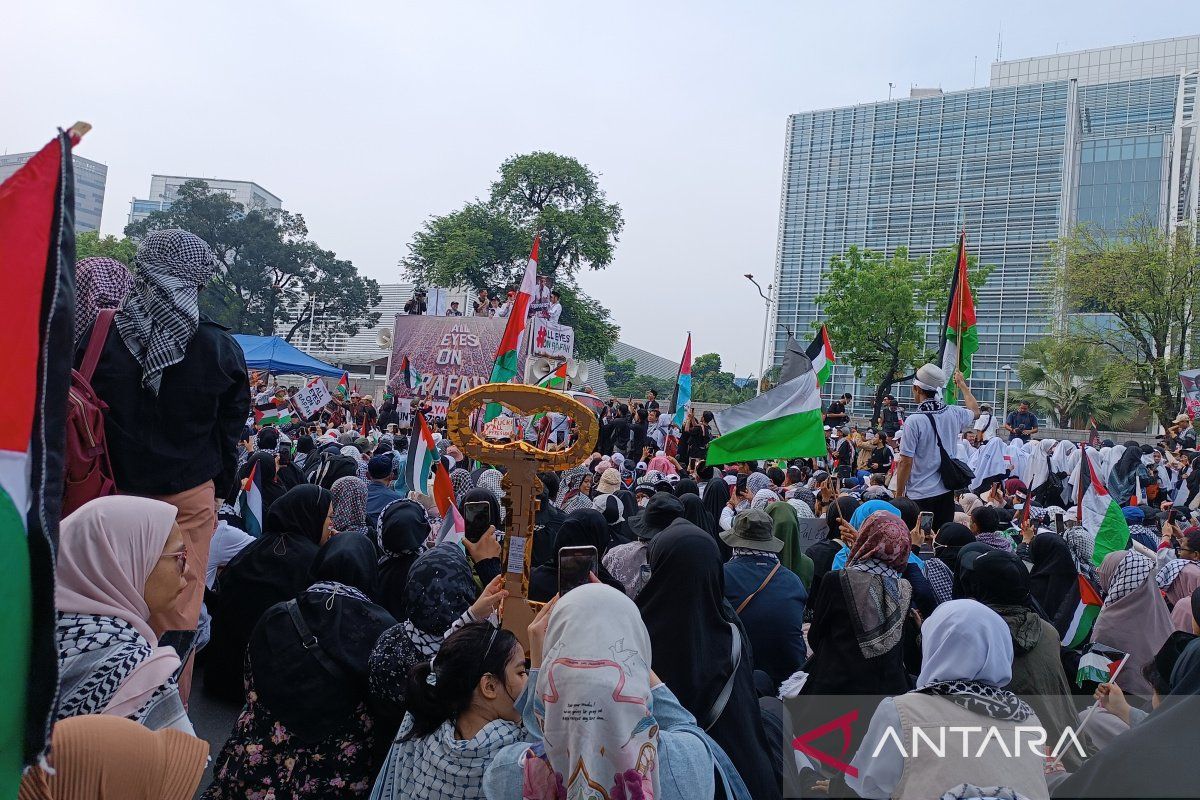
left=531, top=317, right=574, bottom=360
left=482, top=415, right=516, bottom=440
left=293, top=377, right=333, bottom=419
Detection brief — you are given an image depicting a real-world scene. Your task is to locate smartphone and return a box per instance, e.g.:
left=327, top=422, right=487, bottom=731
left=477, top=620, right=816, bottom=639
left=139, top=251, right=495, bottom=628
left=1167, top=507, right=1176, bottom=524
left=558, top=545, right=598, bottom=595
left=918, top=512, right=933, bottom=534
left=1054, top=512, right=1065, bottom=536
left=463, top=501, right=493, bottom=543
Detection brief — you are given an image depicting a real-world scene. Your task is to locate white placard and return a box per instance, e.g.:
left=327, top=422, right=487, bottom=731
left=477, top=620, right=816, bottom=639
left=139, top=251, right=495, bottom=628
left=506, top=535, right=526, bottom=575
left=293, top=377, right=333, bottom=419
left=530, top=317, right=574, bottom=360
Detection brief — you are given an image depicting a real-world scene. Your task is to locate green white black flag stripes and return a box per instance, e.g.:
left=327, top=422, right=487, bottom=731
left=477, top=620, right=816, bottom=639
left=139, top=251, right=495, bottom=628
left=707, top=371, right=827, bottom=464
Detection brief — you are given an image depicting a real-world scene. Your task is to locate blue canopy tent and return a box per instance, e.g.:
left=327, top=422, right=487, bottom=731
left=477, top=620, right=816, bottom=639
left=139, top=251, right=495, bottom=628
left=232, top=334, right=345, bottom=378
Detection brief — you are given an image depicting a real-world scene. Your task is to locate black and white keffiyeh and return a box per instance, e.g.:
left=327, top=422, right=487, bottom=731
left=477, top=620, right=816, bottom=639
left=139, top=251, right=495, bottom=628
left=917, top=680, right=1033, bottom=722
left=56, top=613, right=153, bottom=720
left=1103, top=550, right=1153, bottom=608
left=1157, top=558, right=1192, bottom=591
left=115, top=229, right=219, bottom=394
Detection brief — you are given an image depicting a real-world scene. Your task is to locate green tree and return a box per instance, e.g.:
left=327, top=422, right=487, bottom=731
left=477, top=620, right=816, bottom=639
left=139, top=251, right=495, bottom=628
left=126, top=180, right=381, bottom=346
left=1016, top=337, right=1140, bottom=428
left=1054, top=217, right=1200, bottom=421
left=690, top=352, right=755, bottom=405
left=75, top=230, right=137, bottom=265
left=602, top=355, right=673, bottom=400
left=815, top=245, right=992, bottom=422
left=401, top=152, right=624, bottom=360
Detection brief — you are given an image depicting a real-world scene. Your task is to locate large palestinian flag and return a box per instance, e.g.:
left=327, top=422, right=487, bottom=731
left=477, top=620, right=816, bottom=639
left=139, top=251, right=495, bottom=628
left=939, top=231, right=978, bottom=403
left=708, top=370, right=827, bottom=465
left=0, top=129, right=80, bottom=784
left=1076, top=445, right=1131, bottom=567
left=405, top=410, right=438, bottom=496
left=670, top=333, right=692, bottom=427
left=806, top=326, right=835, bottom=386
left=485, top=233, right=540, bottom=422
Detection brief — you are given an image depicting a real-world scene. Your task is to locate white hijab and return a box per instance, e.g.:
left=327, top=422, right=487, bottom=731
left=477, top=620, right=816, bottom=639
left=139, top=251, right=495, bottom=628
left=970, top=437, right=1009, bottom=492
left=1103, top=445, right=1126, bottom=482
left=526, top=584, right=659, bottom=799
left=917, top=599, right=1014, bottom=688
left=1023, top=438, right=1057, bottom=488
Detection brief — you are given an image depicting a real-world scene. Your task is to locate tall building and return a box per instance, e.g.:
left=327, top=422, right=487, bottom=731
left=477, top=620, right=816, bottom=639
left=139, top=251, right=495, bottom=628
left=772, top=35, right=1200, bottom=407
left=128, top=174, right=282, bottom=226
left=0, top=152, right=108, bottom=231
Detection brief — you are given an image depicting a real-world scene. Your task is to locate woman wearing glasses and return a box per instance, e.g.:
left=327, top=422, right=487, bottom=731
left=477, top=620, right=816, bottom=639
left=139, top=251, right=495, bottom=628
left=54, top=495, right=194, bottom=732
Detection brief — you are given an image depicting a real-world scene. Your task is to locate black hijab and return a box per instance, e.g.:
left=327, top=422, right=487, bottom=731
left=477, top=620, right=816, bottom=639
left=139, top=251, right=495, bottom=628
left=614, top=489, right=637, bottom=520
left=701, top=476, right=730, bottom=531
left=1055, top=637, right=1200, bottom=798
left=676, top=478, right=699, bottom=497
left=247, top=579, right=396, bottom=743
left=1029, top=532, right=1077, bottom=618
left=532, top=488, right=566, bottom=569
left=375, top=499, right=430, bottom=620
left=932, top=522, right=976, bottom=577
left=528, top=509, right=625, bottom=602
left=679, top=491, right=728, bottom=560
left=595, top=494, right=635, bottom=547
left=206, top=485, right=332, bottom=701
left=246, top=450, right=286, bottom=515
left=311, top=532, right=380, bottom=600
left=635, top=522, right=781, bottom=800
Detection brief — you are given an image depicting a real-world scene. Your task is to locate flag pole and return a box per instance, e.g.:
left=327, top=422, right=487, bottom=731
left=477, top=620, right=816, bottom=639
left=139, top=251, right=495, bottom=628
left=1049, top=655, right=1130, bottom=769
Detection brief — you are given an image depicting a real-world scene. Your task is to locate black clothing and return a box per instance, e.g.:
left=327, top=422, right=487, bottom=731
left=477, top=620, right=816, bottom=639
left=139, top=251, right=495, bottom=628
left=240, top=451, right=286, bottom=517
left=375, top=500, right=431, bottom=620
left=626, top=421, right=648, bottom=461
left=310, top=532, right=380, bottom=600
left=79, top=316, right=248, bottom=496
left=636, top=522, right=782, bottom=800
left=528, top=509, right=624, bottom=602
left=867, top=444, right=893, bottom=473
left=914, top=490, right=956, bottom=531
left=824, top=400, right=848, bottom=427
left=1029, top=533, right=1078, bottom=622
left=531, top=490, right=566, bottom=569
left=805, top=539, right=843, bottom=603
left=881, top=405, right=902, bottom=437
left=206, top=485, right=332, bottom=701
left=377, top=404, right=400, bottom=430
left=1006, top=409, right=1039, bottom=437
left=600, top=416, right=630, bottom=458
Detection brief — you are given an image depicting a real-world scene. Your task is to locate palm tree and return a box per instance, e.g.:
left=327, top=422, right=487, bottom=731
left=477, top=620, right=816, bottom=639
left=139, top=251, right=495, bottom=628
left=1016, top=337, right=1139, bottom=429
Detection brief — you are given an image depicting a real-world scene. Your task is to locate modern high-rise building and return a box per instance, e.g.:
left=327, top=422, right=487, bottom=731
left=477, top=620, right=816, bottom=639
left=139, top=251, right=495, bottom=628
left=128, top=174, right=282, bottom=227
left=771, top=35, right=1200, bottom=407
left=0, top=151, right=108, bottom=231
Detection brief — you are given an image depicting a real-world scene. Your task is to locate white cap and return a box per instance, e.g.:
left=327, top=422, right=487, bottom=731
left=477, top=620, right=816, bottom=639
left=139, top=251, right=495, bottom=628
left=914, top=363, right=947, bottom=393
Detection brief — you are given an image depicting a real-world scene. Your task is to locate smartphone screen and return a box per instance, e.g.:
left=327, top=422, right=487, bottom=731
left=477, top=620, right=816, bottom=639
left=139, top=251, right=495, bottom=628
left=1054, top=512, right=1065, bottom=536
left=463, top=501, right=493, bottom=543
left=558, top=545, right=598, bottom=595
left=918, top=512, right=933, bottom=534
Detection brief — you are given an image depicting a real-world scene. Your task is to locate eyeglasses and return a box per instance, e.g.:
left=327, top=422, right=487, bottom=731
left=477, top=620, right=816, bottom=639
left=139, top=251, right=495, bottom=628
left=161, top=546, right=188, bottom=575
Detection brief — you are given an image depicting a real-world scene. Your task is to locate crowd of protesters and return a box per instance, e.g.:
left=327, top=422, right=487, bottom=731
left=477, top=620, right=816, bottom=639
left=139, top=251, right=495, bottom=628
left=24, top=230, right=1200, bottom=799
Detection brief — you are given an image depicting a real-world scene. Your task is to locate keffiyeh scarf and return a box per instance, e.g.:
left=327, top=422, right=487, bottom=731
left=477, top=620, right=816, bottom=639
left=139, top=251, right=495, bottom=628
left=114, top=229, right=219, bottom=394
left=917, top=680, right=1033, bottom=722
left=841, top=565, right=911, bottom=659
left=330, top=476, right=370, bottom=537
left=56, top=613, right=157, bottom=721
left=75, top=256, right=134, bottom=347
left=1157, top=558, right=1193, bottom=591
left=1104, top=550, right=1153, bottom=608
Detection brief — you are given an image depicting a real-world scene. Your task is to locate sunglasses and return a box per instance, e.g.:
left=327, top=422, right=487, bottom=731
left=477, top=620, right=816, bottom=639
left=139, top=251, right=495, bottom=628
left=161, top=545, right=188, bottom=575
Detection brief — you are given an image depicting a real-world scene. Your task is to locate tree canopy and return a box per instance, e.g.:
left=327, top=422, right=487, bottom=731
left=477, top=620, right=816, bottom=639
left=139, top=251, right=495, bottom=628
left=401, top=152, right=623, bottom=360
left=1016, top=337, right=1140, bottom=428
left=815, top=245, right=991, bottom=420
left=1054, top=217, right=1200, bottom=421
left=691, top=352, right=755, bottom=405
left=602, top=356, right=674, bottom=400
left=125, top=180, right=380, bottom=347
left=75, top=230, right=137, bottom=265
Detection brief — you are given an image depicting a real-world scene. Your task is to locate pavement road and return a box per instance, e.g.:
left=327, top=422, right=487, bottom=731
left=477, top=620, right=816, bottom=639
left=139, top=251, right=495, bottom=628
left=187, top=665, right=242, bottom=799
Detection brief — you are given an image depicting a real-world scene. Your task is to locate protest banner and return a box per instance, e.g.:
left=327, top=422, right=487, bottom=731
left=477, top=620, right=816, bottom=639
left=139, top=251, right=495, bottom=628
left=482, top=415, right=516, bottom=440
left=387, top=314, right=527, bottom=412
left=1181, top=369, right=1200, bottom=419
left=531, top=317, right=574, bottom=360
left=293, top=376, right=333, bottom=419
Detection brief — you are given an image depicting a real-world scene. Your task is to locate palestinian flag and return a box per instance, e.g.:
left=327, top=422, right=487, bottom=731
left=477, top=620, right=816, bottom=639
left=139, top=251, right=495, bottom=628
left=806, top=326, right=836, bottom=387
left=670, top=333, right=692, bottom=428
left=238, top=460, right=265, bottom=537
left=405, top=410, right=437, bottom=496
left=435, top=503, right=466, bottom=546
left=708, top=370, right=827, bottom=465
left=485, top=233, right=539, bottom=422
left=536, top=361, right=568, bottom=390
left=254, top=402, right=293, bottom=427
left=400, top=355, right=422, bottom=392
left=1076, top=644, right=1127, bottom=686
left=1060, top=574, right=1103, bottom=649
left=1088, top=418, right=1102, bottom=448
left=0, top=129, right=80, bottom=781
left=432, top=460, right=455, bottom=517
left=1077, top=445, right=1130, bottom=567
left=336, top=372, right=350, bottom=399
left=939, top=230, right=978, bottom=403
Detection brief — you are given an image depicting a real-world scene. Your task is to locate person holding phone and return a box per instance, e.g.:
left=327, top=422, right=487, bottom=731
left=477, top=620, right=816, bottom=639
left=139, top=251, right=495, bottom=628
left=528, top=510, right=625, bottom=602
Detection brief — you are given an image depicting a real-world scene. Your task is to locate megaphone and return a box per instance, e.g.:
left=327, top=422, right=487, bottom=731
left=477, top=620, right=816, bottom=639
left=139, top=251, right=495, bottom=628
left=566, top=358, right=588, bottom=385
left=524, top=356, right=557, bottom=384
left=376, top=328, right=393, bottom=349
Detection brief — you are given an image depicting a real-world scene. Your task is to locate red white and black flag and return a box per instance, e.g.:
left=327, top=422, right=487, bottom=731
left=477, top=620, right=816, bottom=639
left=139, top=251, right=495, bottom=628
left=1088, top=417, right=1102, bottom=449
left=0, top=127, right=81, bottom=775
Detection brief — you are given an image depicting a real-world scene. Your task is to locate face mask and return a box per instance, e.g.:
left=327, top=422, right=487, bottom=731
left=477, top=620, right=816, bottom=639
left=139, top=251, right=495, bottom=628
left=638, top=497, right=649, bottom=508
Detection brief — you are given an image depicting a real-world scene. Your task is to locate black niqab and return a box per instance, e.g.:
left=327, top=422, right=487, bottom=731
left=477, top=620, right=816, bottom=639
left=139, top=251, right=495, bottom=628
left=1029, top=532, right=1077, bottom=618
left=528, top=509, right=625, bottom=601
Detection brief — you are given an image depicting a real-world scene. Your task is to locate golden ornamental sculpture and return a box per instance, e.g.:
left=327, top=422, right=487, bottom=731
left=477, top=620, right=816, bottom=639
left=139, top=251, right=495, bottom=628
left=447, top=383, right=599, bottom=648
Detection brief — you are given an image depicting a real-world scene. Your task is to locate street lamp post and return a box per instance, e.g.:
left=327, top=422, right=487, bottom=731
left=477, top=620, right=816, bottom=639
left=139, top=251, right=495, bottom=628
left=1001, top=364, right=1013, bottom=421
left=745, top=274, right=773, bottom=396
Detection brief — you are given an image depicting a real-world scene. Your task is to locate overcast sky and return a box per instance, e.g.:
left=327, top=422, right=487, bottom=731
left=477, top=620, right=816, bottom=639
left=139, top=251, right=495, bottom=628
left=2, top=1, right=1189, bottom=374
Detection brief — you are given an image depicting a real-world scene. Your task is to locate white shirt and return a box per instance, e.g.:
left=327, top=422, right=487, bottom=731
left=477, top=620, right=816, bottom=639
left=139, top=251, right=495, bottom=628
left=206, top=520, right=255, bottom=588
left=546, top=302, right=562, bottom=324
left=973, top=411, right=1000, bottom=440
left=899, top=405, right=975, bottom=500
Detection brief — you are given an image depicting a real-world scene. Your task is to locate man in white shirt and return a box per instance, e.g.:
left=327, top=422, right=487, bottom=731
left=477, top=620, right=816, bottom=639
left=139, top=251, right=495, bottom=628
left=973, top=403, right=1000, bottom=442
left=893, top=363, right=980, bottom=530
left=546, top=290, right=563, bottom=324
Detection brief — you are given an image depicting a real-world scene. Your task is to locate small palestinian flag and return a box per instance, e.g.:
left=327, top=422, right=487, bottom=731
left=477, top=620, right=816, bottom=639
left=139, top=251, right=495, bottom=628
left=536, top=361, right=568, bottom=390
left=939, top=230, right=978, bottom=404
left=1088, top=418, right=1102, bottom=448
left=238, top=460, right=265, bottom=537
left=436, top=503, right=466, bottom=546
left=336, top=373, right=350, bottom=399
left=432, top=460, right=455, bottom=517
left=254, top=403, right=293, bottom=427
left=670, top=333, right=692, bottom=427
left=1076, top=643, right=1127, bottom=686
left=1076, top=445, right=1130, bottom=567
left=1060, top=574, right=1103, bottom=649
left=405, top=411, right=437, bottom=496
left=806, top=326, right=836, bottom=387
left=401, top=355, right=423, bottom=392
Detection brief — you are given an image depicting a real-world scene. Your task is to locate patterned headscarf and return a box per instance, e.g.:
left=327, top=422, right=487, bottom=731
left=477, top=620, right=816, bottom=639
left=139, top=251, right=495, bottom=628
left=747, top=471, right=772, bottom=496
left=751, top=488, right=779, bottom=509
left=1102, top=550, right=1154, bottom=608
left=450, top=468, right=474, bottom=504
left=75, top=257, right=134, bottom=347
left=849, top=510, right=912, bottom=570
left=477, top=468, right=506, bottom=522
left=114, top=229, right=219, bottom=394
left=330, top=476, right=369, bottom=537
left=556, top=466, right=592, bottom=514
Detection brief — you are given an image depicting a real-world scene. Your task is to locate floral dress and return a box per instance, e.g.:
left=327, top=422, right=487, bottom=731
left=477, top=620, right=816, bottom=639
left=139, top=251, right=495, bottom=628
left=202, top=673, right=381, bottom=800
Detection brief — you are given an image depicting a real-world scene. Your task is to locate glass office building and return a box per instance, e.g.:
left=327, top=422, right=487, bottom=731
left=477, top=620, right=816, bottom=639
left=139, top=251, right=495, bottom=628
left=0, top=152, right=107, bottom=231
left=772, top=36, right=1200, bottom=407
